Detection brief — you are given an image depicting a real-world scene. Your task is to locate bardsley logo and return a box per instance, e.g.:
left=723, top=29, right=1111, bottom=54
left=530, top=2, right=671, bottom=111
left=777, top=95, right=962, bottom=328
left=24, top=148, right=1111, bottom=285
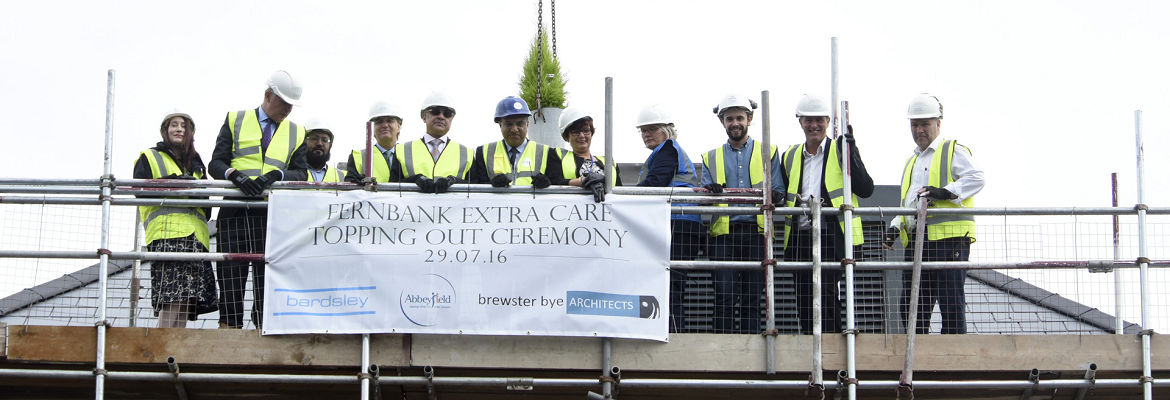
left=399, top=273, right=457, bottom=326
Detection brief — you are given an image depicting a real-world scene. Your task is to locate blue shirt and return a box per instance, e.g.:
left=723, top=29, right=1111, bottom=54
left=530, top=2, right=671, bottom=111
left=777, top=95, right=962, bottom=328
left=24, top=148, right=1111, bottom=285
left=700, top=137, right=784, bottom=223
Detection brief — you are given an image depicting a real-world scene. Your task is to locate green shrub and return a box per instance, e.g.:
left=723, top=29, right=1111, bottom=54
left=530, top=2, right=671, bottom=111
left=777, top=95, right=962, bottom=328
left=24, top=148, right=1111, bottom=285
left=519, top=27, right=567, bottom=109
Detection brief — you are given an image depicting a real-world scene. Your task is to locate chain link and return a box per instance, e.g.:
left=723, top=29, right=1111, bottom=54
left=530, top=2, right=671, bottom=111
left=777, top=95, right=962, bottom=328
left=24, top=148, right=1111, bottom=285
left=535, top=0, right=544, bottom=115
left=550, top=0, right=557, bottom=58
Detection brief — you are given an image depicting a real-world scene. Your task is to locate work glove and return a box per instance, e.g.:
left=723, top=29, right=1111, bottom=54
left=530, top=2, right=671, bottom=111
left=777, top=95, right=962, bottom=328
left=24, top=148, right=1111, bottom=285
left=228, top=170, right=263, bottom=197
left=844, top=124, right=856, bottom=145
left=882, top=227, right=900, bottom=249
left=406, top=174, right=436, bottom=193
left=345, top=172, right=367, bottom=185
left=434, top=176, right=455, bottom=193
left=490, top=174, right=511, bottom=188
left=771, top=190, right=786, bottom=204
left=704, top=183, right=724, bottom=194
left=162, top=173, right=196, bottom=180
left=254, top=170, right=283, bottom=190
left=588, top=181, right=606, bottom=203
left=530, top=173, right=551, bottom=189
left=922, top=186, right=954, bottom=201
left=580, top=172, right=606, bottom=188
left=360, top=177, right=378, bottom=187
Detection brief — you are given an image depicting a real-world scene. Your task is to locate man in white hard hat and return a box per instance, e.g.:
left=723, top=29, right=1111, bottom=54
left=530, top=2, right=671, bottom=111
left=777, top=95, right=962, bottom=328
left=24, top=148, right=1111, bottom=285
left=207, top=70, right=309, bottom=329
left=347, top=101, right=402, bottom=183
left=470, top=96, right=564, bottom=188
left=699, top=94, right=782, bottom=334
left=883, top=93, right=984, bottom=335
left=302, top=117, right=341, bottom=183
left=779, top=93, right=874, bottom=335
left=391, top=92, right=474, bottom=193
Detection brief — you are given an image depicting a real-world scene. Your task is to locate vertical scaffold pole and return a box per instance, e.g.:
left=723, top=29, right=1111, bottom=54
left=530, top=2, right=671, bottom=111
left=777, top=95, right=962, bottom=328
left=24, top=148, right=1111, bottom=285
left=830, top=37, right=839, bottom=140
left=761, top=90, right=776, bottom=374
left=1112, top=173, right=1122, bottom=334
left=601, top=338, right=613, bottom=398
left=810, top=198, right=823, bottom=396
left=840, top=101, right=857, bottom=400
left=604, top=77, right=614, bottom=196
left=96, top=68, right=116, bottom=400
left=130, top=214, right=143, bottom=328
left=361, top=334, right=370, bottom=400
left=1134, top=110, right=1152, bottom=400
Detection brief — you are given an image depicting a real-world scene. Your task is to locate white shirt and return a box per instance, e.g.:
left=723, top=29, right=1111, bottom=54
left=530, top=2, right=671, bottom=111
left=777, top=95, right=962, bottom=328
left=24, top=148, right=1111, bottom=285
left=893, top=135, right=985, bottom=229
left=425, top=135, right=449, bottom=159
left=797, top=138, right=827, bottom=230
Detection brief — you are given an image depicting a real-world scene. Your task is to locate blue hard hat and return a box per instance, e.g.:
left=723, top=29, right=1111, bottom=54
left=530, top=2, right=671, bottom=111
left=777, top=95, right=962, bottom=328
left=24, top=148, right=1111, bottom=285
left=493, top=96, right=532, bottom=122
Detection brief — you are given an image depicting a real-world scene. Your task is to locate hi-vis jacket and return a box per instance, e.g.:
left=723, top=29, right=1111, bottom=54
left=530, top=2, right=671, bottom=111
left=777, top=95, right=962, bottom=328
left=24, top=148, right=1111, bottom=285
left=780, top=138, right=865, bottom=249
left=226, top=109, right=305, bottom=178
left=350, top=149, right=392, bottom=182
left=480, top=140, right=551, bottom=186
left=307, top=166, right=341, bottom=183
left=395, top=137, right=474, bottom=180
left=558, top=149, right=619, bottom=187
left=136, top=148, right=209, bottom=249
left=897, top=139, right=977, bottom=246
left=702, top=139, right=779, bottom=237
left=637, top=139, right=702, bottom=223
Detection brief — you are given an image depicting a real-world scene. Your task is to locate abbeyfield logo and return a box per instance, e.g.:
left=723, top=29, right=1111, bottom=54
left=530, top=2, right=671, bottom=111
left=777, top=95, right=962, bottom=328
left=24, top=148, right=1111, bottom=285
left=565, top=291, right=660, bottom=319
left=399, top=273, right=457, bottom=326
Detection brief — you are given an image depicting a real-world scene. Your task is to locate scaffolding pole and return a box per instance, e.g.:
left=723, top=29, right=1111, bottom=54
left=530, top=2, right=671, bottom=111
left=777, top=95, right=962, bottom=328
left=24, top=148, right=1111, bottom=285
left=95, top=68, right=116, bottom=400
left=840, top=100, right=857, bottom=400
left=809, top=198, right=824, bottom=397
left=1112, top=172, right=1123, bottom=334
left=760, top=90, right=777, bottom=375
left=1134, top=110, right=1153, bottom=400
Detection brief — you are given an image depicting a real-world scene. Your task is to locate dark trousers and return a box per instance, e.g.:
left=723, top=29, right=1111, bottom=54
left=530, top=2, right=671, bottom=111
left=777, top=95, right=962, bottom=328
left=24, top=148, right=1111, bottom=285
left=709, top=222, right=766, bottom=334
left=787, top=229, right=843, bottom=334
left=669, top=219, right=703, bottom=333
left=901, top=237, right=971, bottom=334
left=216, top=208, right=268, bottom=328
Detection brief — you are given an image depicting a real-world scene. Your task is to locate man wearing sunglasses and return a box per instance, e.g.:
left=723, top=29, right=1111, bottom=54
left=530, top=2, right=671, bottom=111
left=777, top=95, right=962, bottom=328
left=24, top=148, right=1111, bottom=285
left=392, top=92, right=474, bottom=193
left=469, top=96, right=565, bottom=188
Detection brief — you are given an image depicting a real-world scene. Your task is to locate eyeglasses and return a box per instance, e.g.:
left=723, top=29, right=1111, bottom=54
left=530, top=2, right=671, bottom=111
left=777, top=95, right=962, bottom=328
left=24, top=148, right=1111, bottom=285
left=568, top=129, right=594, bottom=137
left=427, top=107, right=455, bottom=118
left=306, top=136, right=331, bottom=144
left=639, top=126, right=660, bottom=135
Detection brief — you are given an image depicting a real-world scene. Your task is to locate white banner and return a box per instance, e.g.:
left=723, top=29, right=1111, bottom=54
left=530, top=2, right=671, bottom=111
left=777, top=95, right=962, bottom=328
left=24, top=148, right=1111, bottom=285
left=263, top=190, right=671, bottom=341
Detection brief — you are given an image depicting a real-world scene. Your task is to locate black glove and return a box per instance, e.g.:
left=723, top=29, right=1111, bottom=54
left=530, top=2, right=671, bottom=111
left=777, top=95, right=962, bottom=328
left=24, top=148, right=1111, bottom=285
left=704, top=183, right=723, bottom=193
left=346, top=172, right=367, bottom=185
left=531, top=173, right=551, bottom=189
left=844, top=124, right=856, bottom=145
left=883, top=227, right=900, bottom=249
left=588, top=181, right=606, bottom=203
left=360, top=176, right=378, bottom=187
left=407, top=174, right=436, bottom=193
left=162, top=173, right=196, bottom=180
left=228, top=170, right=263, bottom=196
left=254, top=170, right=283, bottom=190
left=922, top=186, right=954, bottom=201
left=771, top=190, right=785, bottom=204
left=490, top=174, right=511, bottom=188
left=581, top=172, right=606, bottom=188
left=434, top=176, right=454, bottom=193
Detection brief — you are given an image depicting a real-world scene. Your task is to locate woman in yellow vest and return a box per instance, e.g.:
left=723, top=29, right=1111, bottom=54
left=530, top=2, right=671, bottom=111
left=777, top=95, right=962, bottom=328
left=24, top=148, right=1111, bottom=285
left=132, top=110, right=218, bottom=328
left=555, top=108, right=621, bottom=202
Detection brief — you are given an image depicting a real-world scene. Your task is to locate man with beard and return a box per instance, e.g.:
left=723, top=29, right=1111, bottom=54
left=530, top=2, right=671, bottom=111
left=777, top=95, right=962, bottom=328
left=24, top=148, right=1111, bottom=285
left=778, top=93, right=873, bottom=335
left=391, top=92, right=474, bottom=193
left=208, top=70, right=309, bottom=329
left=302, top=117, right=340, bottom=183
left=347, top=101, right=402, bottom=184
left=700, top=94, right=782, bottom=334
left=470, top=96, right=564, bottom=187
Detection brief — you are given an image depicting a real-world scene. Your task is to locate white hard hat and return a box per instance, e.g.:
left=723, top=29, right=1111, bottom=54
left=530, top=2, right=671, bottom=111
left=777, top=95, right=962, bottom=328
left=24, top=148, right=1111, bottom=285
left=303, top=116, right=331, bottom=134
left=906, top=93, right=943, bottom=119
left=161, top=109, right=194, bottom=129
left=369, top=100, right=402, bottom=122
left=266, top=70, right=303, bottom=107
left=713, top=94, right=758, bottom=116
left=636, top=104, right=673, bottom=127
left=558, top=107, right=592, bottom=140
left=419, top=92, right=455, bottom=117
left=794, top=94, right=830, bottom=118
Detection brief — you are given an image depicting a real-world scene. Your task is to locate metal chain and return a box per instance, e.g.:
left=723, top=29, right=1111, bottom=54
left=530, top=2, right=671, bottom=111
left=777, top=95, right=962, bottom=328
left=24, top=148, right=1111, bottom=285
left=534, top=0, right=544, bottom=118
left=550, top=0, right=557, bottom=58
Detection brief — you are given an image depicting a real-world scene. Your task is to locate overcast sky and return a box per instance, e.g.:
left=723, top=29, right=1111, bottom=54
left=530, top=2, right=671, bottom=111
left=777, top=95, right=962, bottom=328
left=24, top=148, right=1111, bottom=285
left=3, top=1, right=1170, bottom=326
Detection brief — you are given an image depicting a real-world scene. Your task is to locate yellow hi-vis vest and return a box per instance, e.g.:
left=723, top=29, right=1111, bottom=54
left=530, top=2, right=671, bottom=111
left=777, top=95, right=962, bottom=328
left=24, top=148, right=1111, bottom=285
left=226, top=110, right=306, bottom=178
left=395, top=137, right=474, bottom=180
left=559, top=149, right=617, bottom=187
left=137, top=149, right=209, bottom=249
left=482, top=141, right=549, bottom=186
left=306, top=166, right=341, bottom=183
left=780, top=139, right=865, bottom=249
left=702, top=140, right=779, bottom=237
left=350, top=149, right=391, bottom=182
left=897, top=139, right=976, bottom=246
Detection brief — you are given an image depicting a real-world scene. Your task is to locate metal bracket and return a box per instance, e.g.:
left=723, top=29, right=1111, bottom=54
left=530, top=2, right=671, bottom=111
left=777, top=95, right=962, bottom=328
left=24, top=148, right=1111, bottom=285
left=506, top=377, right=534, bottom=391
left=833, top=370, right=849, bottom=400
left=1136, top=257, right=1151, bottom=265
left=94, top=320, right=111, bottom=328
left=840, top=329, right=858, bottom=335
left=1020, top=368, right=1040, bottom=400
left=97, top=248, right=112, bottom=257
left=1140, top=376, right=1154, bottom=384
left=760, top=328, right=780, bottom=337
left=895, top=382, right=913, bottom=400
left=1135, top=203, right=1149, bottom=211
left=806, top=375, right=825, bottom=400
left=1087, top=260, right=1113, bottom=273
left=92, top=368, right=107, bottom=376
left=1140, top=329, right=1155, bottom=336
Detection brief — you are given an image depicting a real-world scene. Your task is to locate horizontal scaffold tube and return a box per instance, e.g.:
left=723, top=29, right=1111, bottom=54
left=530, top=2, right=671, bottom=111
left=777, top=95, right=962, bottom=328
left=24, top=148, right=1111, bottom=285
left=0, top=369, right=1158, bottom=391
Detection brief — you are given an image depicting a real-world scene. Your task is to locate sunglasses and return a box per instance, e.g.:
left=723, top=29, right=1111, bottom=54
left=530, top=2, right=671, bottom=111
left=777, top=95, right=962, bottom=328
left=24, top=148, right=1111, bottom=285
left=427, top=107, right=455, bottom=118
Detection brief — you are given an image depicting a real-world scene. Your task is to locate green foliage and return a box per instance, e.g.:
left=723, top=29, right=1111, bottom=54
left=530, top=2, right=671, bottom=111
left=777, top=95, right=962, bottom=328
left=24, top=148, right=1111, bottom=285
left=519, top=27, right=567, bottom=109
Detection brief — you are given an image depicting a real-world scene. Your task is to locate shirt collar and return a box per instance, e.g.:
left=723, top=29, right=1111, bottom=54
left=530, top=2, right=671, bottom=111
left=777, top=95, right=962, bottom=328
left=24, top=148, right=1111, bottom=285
left=914, top=135, right=947, bottom=156
left=375, top=143, right=393, bottom=154
left=425, top=135, right=448, bottom=145
left=803, top=137, right=827, bottom=157
left=504, top=139, right=529, bottom=153
left=257, top=106, right=271, bottom=124
left=726, top=137, right=754, bottom=151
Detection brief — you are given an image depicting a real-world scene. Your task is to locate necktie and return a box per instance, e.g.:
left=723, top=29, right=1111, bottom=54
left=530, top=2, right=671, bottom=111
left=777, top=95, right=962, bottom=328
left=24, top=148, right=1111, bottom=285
left=262, top=120, right=275, bottom=149
left=508, top=148, right=520, bottom=169
left=429, top=139, right=441, bottom=161
left=382, top=149, right=393, bottom=167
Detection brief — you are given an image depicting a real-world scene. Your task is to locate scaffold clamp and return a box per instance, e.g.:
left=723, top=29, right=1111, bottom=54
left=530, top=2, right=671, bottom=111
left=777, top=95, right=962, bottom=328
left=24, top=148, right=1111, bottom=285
left=97, top=248, right=112, bottom=257
left=895, top=382, right=914, bottom=400
left=1135, top=204, right=1149, bottom=211
left=506, top=377, right=534, bottom=391
left=357, top=372, right=372, bottom=381
left=1087, top=260, right=1113, bottom=273
left=94, top=320, right=111, bottom=328
left=1139, top=329, right=1155, bottom=336
left=92, top=368, right=108, bottom=376
left=1136, top=257, right=1151, bottom=265
left=838, top=204, right=854, bottom=212
left=840, top=329, right=858, bottom=335
left=839, top=258, right=855, bottom=268
left=1140, top=375, right=1154, bottom=384
left=761, top=329, right=779, bottom=337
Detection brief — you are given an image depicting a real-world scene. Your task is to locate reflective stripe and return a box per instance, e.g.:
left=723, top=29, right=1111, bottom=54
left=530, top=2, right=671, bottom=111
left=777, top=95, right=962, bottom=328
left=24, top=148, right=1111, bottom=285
left=401, top=141, right=418, bottom=176
left=897, top=139, right=976, bottom=244
left=149, top=150, right=170, bottom=176
left=456, top=146, right=470, bottom=179
left=231, top=110, right=246, bottom=153
left=143, top=206, right=198, bottom=227
left=484, top=141, right=547, bottom=183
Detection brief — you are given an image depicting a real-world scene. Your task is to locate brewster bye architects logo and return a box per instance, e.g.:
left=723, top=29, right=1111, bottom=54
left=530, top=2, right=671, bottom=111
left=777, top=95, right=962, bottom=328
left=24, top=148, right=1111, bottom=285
left=399, top=273, right=457, bottom=326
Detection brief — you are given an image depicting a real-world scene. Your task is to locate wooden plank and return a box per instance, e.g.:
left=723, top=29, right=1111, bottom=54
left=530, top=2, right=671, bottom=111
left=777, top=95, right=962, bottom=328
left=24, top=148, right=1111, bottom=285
left=6, top=326, right=409, bottom=367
